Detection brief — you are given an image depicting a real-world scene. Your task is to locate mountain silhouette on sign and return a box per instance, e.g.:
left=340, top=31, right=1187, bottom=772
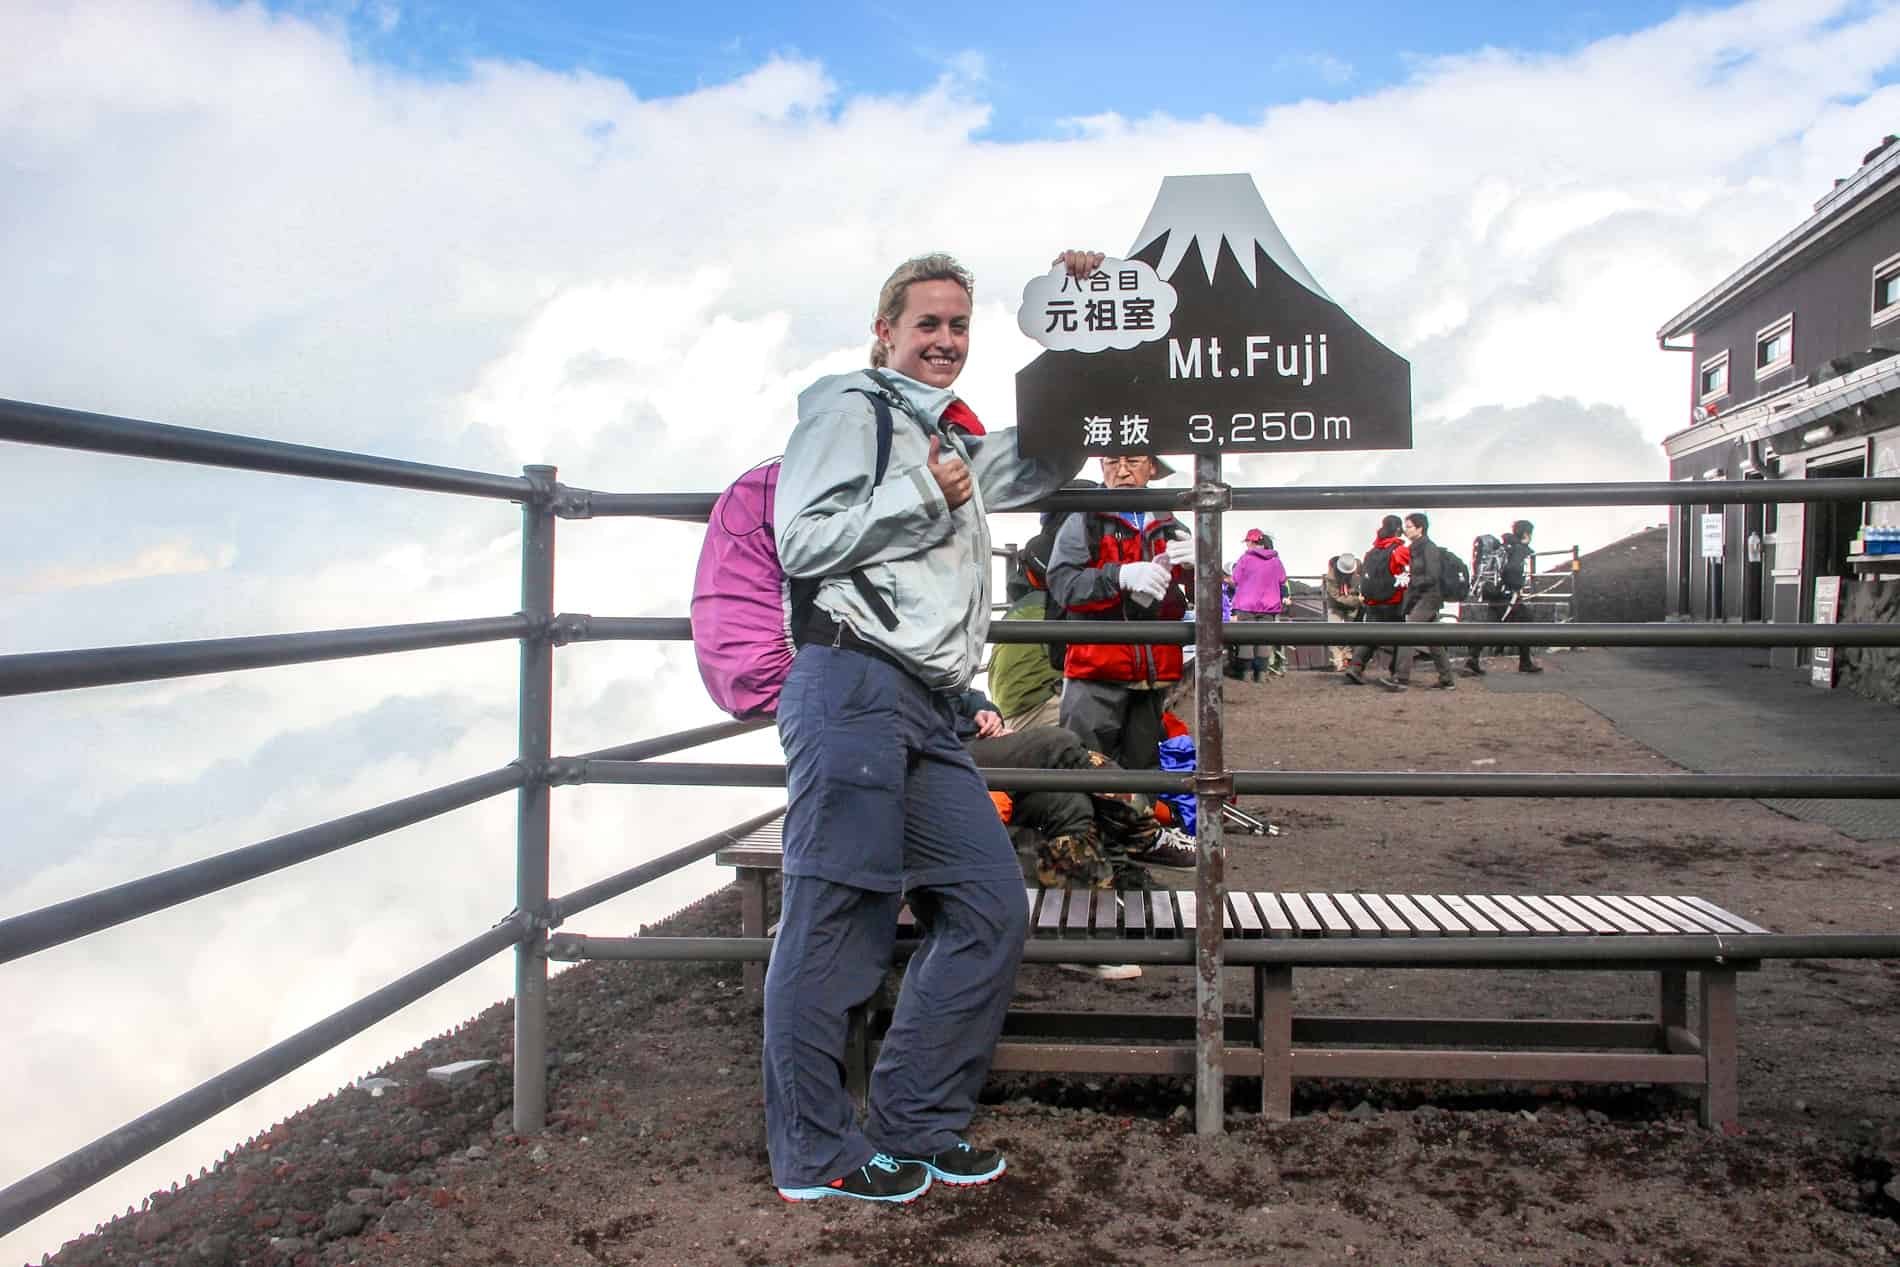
left=1015, top=173, right=1410, bottom=457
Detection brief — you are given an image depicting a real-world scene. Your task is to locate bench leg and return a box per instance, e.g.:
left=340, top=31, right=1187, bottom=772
left=1698, top=967, right=1739, bottom=1130
left=739, top=867, right=767, bottom=995
left=1257, top=966, right=1293, bottom=1121
left=1658, top=968, right=1689, bottom=1051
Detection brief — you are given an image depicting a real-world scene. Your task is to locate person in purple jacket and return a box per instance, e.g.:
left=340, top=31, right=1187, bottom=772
left=1230, top=528, right=1290, bottom=681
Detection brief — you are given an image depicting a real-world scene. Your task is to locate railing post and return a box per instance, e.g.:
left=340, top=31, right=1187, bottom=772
left=1191, top=453, right=1228, bottom=1135
left=514, top=465, right=557, bottom=1135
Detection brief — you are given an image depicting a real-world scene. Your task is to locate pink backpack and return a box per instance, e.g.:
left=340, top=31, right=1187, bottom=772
left=690, top=391, right=896, bottom=719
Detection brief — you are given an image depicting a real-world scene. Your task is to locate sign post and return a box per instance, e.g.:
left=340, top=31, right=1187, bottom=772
left=1015, top=174, right=1413, bottom=1135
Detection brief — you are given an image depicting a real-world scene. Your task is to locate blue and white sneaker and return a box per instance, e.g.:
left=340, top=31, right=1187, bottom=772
left=892, top=1140, right=1007, bottom=1187
left=777, top=1153, right=931, bottom=1204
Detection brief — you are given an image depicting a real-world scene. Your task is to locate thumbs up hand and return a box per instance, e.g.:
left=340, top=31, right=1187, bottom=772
left=927, top=433, right=973, bottom=510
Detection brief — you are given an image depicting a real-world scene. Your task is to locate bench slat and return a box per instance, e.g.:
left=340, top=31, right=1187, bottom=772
left=1092, top=890, right=1120, bottom=936
left=1148, top=891, right=1176, bottom=936
left=1620, top=895, right=1706, bottom=934
left=1596, top=895, right=1676, bottom=934
left=1229, top=892, right=1264, bottom=936
left=1282, top=892, right=1326, bottom=937
left=1064, top=890, right=1094, bottom=935
left=1384, top=893, right=1442, bottom=936
left=1438, top=894, right=1500, bottom=936
left=1254, top=892, right=1295, bottom=937
left=1409, top=894, right=1470, bottom=937
left=1331, top=893, right=1384, bottom=938
left=1356, top=892, right=1411, bottom=936
left=1543, top=894, right=1621, bottom=935
left=1467, top=894, right=1531, bottom=936
left=1123, top=890, right=1148, bottom=936
left=1512, top=895, right=1588, bottom=935
left=1563, top=894, right=1646, bottom=934
left=1177, top=891, right=1199, bottom=932
left=1676, top=895, right=1771, bottom=935
left=1304, top=893, right=1356, bottom=938
left=1036, top=889, right=1067, bottom=935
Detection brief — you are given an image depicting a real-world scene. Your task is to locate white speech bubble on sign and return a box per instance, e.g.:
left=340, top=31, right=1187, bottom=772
left=1017, top=256, right=1178, bottom=353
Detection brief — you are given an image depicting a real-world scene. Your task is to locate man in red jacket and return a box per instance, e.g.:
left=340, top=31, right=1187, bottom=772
left=1341, top=514, right=1410, bottom=685
left=1045, top=453, right=1194, bottom=781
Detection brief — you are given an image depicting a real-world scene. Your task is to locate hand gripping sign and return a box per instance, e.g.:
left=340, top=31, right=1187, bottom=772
left=1014, top=173, right=1412, bottom=458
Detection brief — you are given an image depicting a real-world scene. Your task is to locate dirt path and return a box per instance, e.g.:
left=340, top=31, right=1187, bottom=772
left=45, top=656, right=1900, bottom=1266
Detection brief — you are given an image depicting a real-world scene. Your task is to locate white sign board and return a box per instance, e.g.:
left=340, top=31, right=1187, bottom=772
left=1700, top=512, right=1725, bottom=560
left=1811, top=577, right=1841, bottom=688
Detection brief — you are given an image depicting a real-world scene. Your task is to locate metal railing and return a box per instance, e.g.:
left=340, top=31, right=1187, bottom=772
left=5, top=394, right=1900, bottom=1237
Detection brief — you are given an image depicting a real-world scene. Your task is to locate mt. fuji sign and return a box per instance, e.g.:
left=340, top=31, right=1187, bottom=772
left=1015, top=173, right=1411, bottom=458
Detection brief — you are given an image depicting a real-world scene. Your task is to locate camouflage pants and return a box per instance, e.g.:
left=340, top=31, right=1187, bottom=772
left=965, top=725, right=1160, bottom=890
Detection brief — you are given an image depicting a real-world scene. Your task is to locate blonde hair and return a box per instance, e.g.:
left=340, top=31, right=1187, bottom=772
left=870, top=253, right=975, bottom=368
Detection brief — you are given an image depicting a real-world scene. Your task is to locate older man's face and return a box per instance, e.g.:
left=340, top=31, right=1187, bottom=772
left=1100, top=455, right=1158, bottom=489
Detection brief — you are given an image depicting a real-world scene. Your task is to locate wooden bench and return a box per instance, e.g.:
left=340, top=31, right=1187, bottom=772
left=717, top=830, right=1765, bottom=1128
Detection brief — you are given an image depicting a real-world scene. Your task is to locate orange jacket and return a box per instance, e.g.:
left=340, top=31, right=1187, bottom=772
left=1046, top=510, right=1188, bottom=684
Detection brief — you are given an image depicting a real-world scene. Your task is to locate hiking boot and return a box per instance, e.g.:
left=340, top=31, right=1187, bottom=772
left=1519, top=663, right=1545, bottom=674
left=1058, top=962, right=1143, bottom=981
left=892, top=1140, right=1008, bottom=1187
left=1463, top=659, right=1486, bottom=676
left=1380, top=676, right=1409, bottom=692
left=1342, top=665, right=1366, bottom=685
left=1130, top=827, right=1198, bottom=869
left=778, top=1153, right=932, bottom=1204
left=1434, top=678, right=1456, bottom=690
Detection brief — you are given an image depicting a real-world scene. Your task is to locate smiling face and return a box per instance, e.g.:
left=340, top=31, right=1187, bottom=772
left=875, top=278, right=971, bottom=389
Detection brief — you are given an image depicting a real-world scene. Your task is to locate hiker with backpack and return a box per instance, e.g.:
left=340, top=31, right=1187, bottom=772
left=762, top=249, right=1100, bottom=1207
left=1382, top=511, right=1457, bottom=692
left=1341, top=514, right=1411, bottom=685
left=1045, top=453, right=1195, bottom=774
left=1322, top=552, right=1363, bottom=671
left=1463, top=519, right=1543, bottom=676
left=1229, top=528, right=1291, bottom=681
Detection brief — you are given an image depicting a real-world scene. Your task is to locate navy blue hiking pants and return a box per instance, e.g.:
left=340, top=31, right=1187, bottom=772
left=764, top=643, right=1027, bottom=1189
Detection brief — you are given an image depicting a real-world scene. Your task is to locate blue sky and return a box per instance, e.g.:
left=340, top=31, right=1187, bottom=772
left=280, top=0, right=1726, bottom=139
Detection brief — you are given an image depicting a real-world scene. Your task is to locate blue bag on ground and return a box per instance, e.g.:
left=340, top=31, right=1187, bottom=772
left=1157, top=734, right=1197, bottom=833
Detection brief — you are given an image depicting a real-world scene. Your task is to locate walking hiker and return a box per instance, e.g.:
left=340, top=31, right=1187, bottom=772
left=764, top=249, right=1098, bottom=1205
left=1341, top=516, right=1410, bottom=685
left=1384, top=512, right=1456, bottom=692
left=1465, top=519, right=1544, bottom=676
left=1322, top=552, right=1363, bottom=671
left=1230, top=528, right=1291, bottom=680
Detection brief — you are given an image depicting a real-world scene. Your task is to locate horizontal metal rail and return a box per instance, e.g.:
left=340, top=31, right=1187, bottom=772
left=551, top=761, right=1900, bottom=799
left=0, top=615, right=535, bottom=697
left=0, top=765, right=526, bottom=965
left=544, top=477, right=1900, bottom=521
left=530, top=616, right=1900, bottom=649
left=574, top=717, right=773, bottom=763
left=0, top=912, right=533, bottom=1238
left=0, top=398, right=533, bottom=501
left=548, top=804, right=788, bottom=924
left=544, top=932, right=1900, bottom=966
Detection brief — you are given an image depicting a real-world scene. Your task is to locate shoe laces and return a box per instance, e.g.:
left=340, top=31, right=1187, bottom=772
left=866, top=1153, right=901, bottom=1174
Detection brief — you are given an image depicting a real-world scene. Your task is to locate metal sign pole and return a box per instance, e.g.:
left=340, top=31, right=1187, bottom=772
left=1192, top=453, right=1229, bottom=1134
left=514, top=465, right=557, bottom=1134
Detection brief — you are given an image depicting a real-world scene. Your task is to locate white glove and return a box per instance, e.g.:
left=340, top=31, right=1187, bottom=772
left=1163, top=537, right=1195, bottom=567
left=1118, top=560, right=1172, bottom=603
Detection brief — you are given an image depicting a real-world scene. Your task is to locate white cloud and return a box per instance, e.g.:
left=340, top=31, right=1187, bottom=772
left=3, top=0, right=1897, bottom=1258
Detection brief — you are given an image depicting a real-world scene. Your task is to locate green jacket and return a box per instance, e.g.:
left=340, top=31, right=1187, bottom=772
left=988, top=590, right=1063, bottom=718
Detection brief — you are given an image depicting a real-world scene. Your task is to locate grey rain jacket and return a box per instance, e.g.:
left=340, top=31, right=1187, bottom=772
left=775, top=368, right=1077, bottom=693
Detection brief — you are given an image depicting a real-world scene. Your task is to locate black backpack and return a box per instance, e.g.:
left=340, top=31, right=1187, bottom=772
left=1471, top=533, right=1508, bottom=601
left=1359, top=544, right=1398, bottom=602
left=1437, top=544, right=1472, bottom=602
